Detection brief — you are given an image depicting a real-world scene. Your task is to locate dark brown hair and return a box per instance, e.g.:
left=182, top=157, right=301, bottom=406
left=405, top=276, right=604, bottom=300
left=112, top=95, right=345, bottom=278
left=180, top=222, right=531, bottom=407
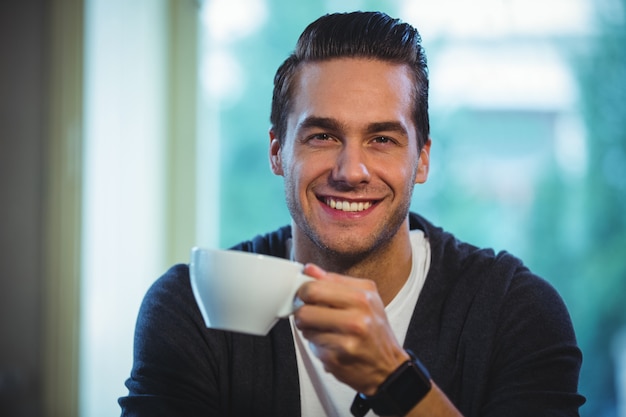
left=270, top=11, right=430, bottom=149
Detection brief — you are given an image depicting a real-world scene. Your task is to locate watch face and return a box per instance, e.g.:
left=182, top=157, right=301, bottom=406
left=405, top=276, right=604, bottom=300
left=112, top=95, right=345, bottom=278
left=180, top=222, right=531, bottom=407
left=350, top=394, right=371, bottom=417
left=386, top=361, right=431, bottom=413
left=366, top=353, right=432, bottom=416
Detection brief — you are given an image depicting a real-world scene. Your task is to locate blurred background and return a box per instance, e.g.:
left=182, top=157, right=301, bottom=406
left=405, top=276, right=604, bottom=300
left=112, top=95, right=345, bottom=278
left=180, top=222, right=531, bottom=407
left=1, top=0, right=624, bottom=416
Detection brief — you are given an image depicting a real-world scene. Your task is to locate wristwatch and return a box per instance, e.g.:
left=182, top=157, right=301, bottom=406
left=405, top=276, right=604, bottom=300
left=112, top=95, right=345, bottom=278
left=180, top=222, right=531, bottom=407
left=350, top=349, right=432, bottom=417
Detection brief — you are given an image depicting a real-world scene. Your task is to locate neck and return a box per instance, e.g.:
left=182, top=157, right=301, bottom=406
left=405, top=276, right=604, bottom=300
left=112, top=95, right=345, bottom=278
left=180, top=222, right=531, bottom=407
left=291, top=219, right=413, bottom=305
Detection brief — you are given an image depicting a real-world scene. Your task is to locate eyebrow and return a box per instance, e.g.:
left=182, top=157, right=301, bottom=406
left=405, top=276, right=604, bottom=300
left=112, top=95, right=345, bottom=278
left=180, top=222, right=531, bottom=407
left=297, top=116, right=409, bottom=137
left=365, top=121, right=409, bottom=137
left=297, top=116, right=343, bottom=132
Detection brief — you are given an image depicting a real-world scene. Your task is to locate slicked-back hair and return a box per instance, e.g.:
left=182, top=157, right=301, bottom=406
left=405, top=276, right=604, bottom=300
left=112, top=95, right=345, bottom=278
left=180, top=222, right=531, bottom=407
left=270, top=11, right=430, bottom=150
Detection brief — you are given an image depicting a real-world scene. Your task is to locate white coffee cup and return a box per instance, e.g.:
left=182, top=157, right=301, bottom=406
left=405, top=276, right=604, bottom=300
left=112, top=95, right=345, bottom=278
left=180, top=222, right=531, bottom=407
left=189, top=247, right=312, bottom=336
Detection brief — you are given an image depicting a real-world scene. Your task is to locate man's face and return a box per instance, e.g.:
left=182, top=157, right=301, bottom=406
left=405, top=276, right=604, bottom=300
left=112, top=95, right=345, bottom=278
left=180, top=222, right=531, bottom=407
left=270, top=58, right=430, bottom=258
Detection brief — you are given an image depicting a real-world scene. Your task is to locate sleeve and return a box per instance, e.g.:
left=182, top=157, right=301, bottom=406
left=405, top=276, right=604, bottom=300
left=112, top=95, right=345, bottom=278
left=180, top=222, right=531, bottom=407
left=118, top=264, right=227, bottom=417
left=482, top=266, right=586, bottom=416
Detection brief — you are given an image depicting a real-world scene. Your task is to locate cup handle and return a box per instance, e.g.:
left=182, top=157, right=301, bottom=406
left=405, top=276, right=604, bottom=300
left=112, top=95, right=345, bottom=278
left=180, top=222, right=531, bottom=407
left=277, top=273, right=313, bottom=318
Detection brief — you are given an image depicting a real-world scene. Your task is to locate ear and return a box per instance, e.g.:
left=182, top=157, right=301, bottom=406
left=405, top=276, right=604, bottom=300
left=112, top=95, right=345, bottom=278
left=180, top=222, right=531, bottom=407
left=414, top=138, right=431, bottom=184
left=269, top=129, right=284, bottom=176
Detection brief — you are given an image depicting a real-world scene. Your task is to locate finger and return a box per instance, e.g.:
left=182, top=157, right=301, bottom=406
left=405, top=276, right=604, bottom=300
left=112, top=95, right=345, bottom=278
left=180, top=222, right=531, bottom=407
left=302, top=263, right=327, bottom=280
left=300, top=265, right=383, bottom=314
left=297, top=280, right=380, bottom=312
left=303, top=264, right=378, bottom=291
left=295, top=303, right=370, bottom=334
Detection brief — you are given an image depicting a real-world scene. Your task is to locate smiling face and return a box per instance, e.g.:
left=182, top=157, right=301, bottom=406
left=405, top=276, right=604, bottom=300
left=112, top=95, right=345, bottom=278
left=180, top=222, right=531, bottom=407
left=270, top=58, right=430, bottom=262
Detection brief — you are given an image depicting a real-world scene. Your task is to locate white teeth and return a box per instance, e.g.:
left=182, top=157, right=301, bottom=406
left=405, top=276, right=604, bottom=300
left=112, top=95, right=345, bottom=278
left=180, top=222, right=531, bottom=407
left=325, top=198, right=373, bottom=212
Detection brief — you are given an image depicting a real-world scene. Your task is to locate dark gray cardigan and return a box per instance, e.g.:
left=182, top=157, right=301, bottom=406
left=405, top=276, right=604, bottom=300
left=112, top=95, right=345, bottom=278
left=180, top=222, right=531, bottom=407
left=119, top=213, right=585, bottom=416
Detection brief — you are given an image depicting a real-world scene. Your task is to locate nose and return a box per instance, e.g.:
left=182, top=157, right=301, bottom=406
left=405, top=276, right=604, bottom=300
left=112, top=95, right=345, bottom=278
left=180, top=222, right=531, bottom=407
left=331, top=143, right=371, bottom=187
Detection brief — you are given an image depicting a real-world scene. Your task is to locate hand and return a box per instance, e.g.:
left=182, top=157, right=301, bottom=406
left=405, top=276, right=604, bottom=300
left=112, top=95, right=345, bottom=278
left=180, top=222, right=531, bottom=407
left=293, top=263, right=410, bottom=395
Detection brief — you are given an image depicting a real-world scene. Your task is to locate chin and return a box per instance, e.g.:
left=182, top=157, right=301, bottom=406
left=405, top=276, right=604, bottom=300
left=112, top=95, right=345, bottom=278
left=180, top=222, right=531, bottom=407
left=314, top=232, right=385, bottom=261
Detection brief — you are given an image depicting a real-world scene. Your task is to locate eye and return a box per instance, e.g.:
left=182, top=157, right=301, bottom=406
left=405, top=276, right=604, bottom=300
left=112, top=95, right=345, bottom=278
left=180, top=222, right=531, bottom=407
left=372, top=136, right=393, bottom=144
left=300, top=132, right=338, bottom=147
left=304, top=133, right=335, bottom=143
left=311, top=133, right=331, bottom=141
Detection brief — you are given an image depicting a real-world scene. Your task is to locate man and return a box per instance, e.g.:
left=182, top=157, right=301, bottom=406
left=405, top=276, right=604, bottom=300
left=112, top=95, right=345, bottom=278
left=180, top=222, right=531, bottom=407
left=119, top=11, right=585, bottom=417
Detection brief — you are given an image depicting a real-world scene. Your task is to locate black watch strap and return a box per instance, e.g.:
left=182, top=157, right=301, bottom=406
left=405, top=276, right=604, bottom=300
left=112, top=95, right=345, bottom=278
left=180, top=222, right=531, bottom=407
left=350, top=349, right=432, bottom=417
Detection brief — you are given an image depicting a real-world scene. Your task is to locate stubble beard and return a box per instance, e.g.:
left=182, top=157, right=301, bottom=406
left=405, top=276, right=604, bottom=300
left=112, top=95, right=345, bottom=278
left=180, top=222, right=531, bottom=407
left=284, top=177, right=415, bottom=270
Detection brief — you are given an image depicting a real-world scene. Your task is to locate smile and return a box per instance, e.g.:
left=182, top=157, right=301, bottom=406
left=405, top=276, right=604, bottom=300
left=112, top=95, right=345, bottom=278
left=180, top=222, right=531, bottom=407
left=324, top=197, right=374, bottom=212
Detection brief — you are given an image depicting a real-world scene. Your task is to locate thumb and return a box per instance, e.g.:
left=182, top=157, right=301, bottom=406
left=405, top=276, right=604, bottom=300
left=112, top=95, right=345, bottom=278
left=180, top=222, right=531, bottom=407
left=302, top=263, right=328, bottom=280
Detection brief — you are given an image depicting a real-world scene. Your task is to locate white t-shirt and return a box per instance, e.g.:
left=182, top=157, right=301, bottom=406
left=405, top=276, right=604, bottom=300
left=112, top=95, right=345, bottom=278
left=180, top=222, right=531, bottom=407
left=289, top=230, right=431, bottom=417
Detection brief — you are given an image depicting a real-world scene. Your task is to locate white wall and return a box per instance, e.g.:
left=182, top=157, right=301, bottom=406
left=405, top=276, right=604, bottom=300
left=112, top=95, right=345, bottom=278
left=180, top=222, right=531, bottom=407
left=81, top=1, right=169, bottom=415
